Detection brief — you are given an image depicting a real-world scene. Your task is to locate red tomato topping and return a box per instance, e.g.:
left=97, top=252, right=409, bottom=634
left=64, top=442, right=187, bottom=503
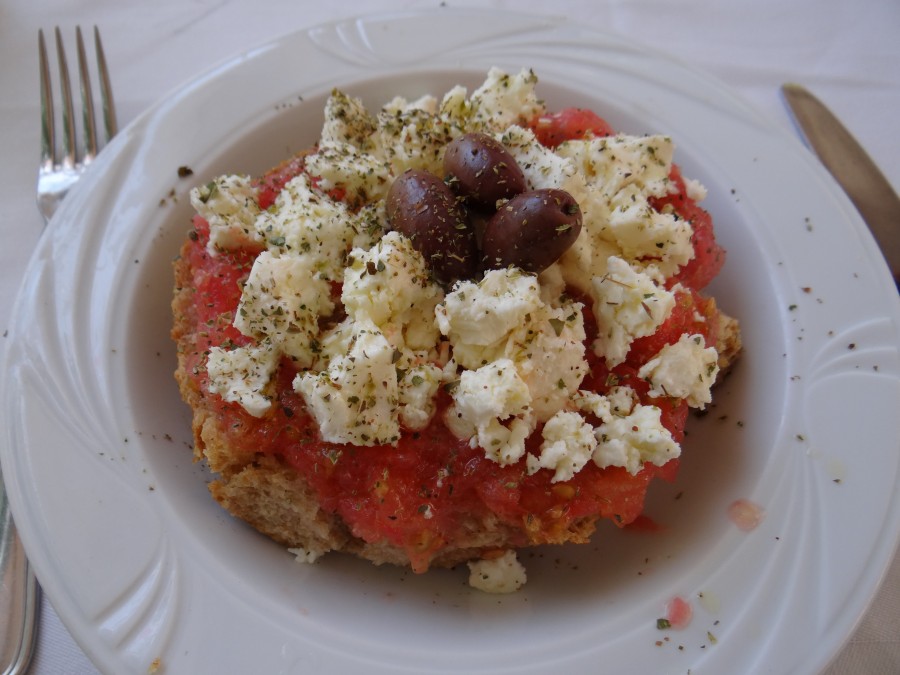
left=652, top=166, right=726, bottom=290
left=665, top=595, right=694, bottom=629
left=625, top=514, right=665, bottom=532
left=529, top=108, right=615, bottom=147
left=254, top=150, right=348, bottom=210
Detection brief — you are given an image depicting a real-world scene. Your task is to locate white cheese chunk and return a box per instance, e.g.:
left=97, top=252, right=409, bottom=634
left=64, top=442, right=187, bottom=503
left=398, top=363, right=443, bottom=431
left=556, top=134, right=695, bottom=276
left=436, top=269, right=543, bottom=366
left=467, top=550, right=527, bottom=594
left=376, top=106, right=455, bottom=176
left=437, top=268, right=588, bottom=422
left=513, top=301, right=588, bottom=421
left=637, top=333, right=720, bottom=408
left=438, top=85, right=471, bottom=128
left=528, top=411, right=597, bottom=482
left=293, top=322, right=400, bottom=446
left=206, top=342, right=279, bottom=417
left=254, top=173, right=379, bottom=281
left=573, top=389, right=612, bottom=420
left=469, top=67, right=544, bottom=132
left=288, top=546, right=325, bottom=564
left=190, top=174, right=264, bottom=255
left=574, top=385, right=637, bottom=420
left=684, top=177, right=708, bottom=202
left=304, top=142, right=391, bottom=204
left=592, top=403, right=679, bottom=475
left=233, top=250, right=334, bottom=368
left=310, top=316, right=355, bottom=370
left=383, top=94, right=439, bottom=116
left=446, top=358, right=533, bottom=465
left=570, top=385, right=679, bottom=476
left=591, top=256, right=675, bottom=366
left=555, top=225, right=622, bottom=297
left=342, top=231, right=443, bottom=351
left=497, top=125, right=580, bottom=192
left=606, top=385, right=638, bottom=416
left=606, top=188, right=694, bottom=274
left=320, top=89, right=377, bottom=148
left=559, top=134, right=675, bottom=202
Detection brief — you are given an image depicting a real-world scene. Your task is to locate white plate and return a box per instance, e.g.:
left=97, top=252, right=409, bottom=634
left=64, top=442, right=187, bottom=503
left=3, top=9, right=899, bottom=674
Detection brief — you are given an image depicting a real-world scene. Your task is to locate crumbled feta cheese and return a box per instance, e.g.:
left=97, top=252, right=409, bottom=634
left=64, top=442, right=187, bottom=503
left=446, top=358, right=533, bottom=465
left=517, top=300, right=588, bottom=420
left=556, top=134, right=695, bottom=276
left=233, top=250, right=334, bottom=367
left=304, top=142, right=391, bottom=204
left=288, top=546, right=325, bottom=564
left=190, top=175, right=263, bottom=255
left=559, top=134, right=674, bottom=202
left=206, top=342, right=279, bottom=417
left=606, top=385, right=638, bottom=417
left=438, top=85, right=471, bottom=127
left=398, top=363, right=443, bottom=430
left=320, top=89, right=377, bottom=148
left=684, top=177, right=708, bottom=202
left=498, top=125, right=580, bottom=192
left=573, top=389, right=612, bottom=420
left=591, top=256, right=675, bottom=366
left=383, top=94, right=439, bottom=115
left=293, top=322, right=400, bottom=446
left=574, top=386, right=637, bottom=421
left=537, top=262, right=567, bottom=303
left=593, top=403, right=679, bottom=475
left=376, top=107, right=455, bottom=176
left=437, top=268, right=588, bottom=422
left=254, top=173, right=378, bottom=281
left=342, top=231, right=443, bottom=351
left=469, top=67, right=544, bottom=131
left=436, top=268, right=553, bottom=364
left=554, top=224, right=622, bottom=297
left=638, top=333, right=720, bottom=408
left=569, top=385, right=679, bottom=475
left=606, top=188, right=694, bottom=271
left=436, top=269, right=543, bottom=368
left=528, top=411, right=597, bottom=482
left=309, top=316, right=355, bottom=369
left=467, top=550, right=527, bottom=593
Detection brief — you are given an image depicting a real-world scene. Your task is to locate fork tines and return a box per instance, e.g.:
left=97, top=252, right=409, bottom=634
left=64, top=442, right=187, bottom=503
left=39, top=26, right=117, bottom=172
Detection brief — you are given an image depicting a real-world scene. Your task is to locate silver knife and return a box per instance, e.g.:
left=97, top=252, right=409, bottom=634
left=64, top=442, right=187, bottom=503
left=781, top=83, right=900, bottom=287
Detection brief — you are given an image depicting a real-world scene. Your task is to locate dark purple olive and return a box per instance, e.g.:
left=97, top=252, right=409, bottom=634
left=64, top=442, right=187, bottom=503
left=443, top=133, right=527, bottom=208
left=481, top=188, right=582, bottom=273
left=385, top=169, right=478, bottom=285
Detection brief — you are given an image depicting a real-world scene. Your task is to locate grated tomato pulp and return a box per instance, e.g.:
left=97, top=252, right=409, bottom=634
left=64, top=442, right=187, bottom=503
left=178, top=108, right=724, bottom=573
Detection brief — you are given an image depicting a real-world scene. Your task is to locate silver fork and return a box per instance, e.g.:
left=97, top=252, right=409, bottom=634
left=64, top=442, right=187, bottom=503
left=37, top=26, right=118, bottom=222
left=0, top=26, right=117, bottom=675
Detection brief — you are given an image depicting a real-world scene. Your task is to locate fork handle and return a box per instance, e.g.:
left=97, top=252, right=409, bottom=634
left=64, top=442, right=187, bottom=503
left=0, top=490, right=39, bottom=675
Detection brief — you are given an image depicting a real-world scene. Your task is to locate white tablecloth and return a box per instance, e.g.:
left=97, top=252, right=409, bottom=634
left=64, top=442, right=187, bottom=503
left=1, top=1, right=897, bottom=672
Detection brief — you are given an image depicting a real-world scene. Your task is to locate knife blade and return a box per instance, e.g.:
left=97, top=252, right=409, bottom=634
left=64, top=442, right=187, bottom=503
left=781, top=83, right=900, bottom=287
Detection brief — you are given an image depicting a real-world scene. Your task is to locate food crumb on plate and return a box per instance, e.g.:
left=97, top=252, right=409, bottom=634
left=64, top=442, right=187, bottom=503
left=661, top=595, right=693, bottom=630
left=728, top=498, right=765, bottom=532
